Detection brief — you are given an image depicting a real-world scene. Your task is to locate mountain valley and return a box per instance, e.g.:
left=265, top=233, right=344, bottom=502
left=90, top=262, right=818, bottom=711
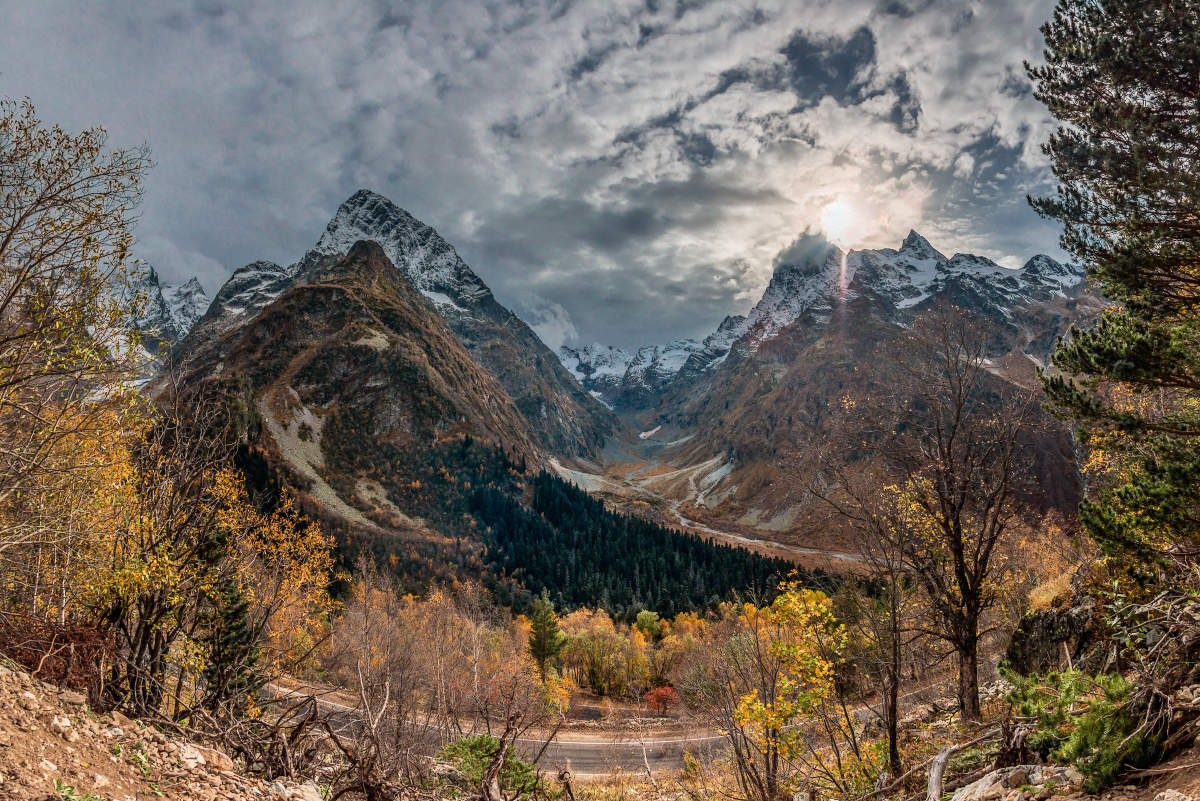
left=147, top=190, right=1101, bottom=577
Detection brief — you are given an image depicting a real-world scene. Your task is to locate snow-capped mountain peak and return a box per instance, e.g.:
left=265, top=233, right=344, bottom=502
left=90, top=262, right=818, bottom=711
left=125, top=263, right=209, bottom=350
left=162, top=277, right=209, bottom=335
left=899, top=229, right=944, bottom=261
left=308, top=189, right=490, bottom=308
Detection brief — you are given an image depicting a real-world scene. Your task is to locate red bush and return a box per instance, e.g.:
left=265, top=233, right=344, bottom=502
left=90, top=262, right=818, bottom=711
left=645, top=685, right=680, bottom=714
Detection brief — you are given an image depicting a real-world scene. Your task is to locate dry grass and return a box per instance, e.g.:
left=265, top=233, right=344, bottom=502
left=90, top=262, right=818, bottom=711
left=1028, top=569, right=1074, bottom=612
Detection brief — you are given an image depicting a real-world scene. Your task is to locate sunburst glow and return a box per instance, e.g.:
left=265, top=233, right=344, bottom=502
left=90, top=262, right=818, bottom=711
left=820, top=198, right=873, bottom=248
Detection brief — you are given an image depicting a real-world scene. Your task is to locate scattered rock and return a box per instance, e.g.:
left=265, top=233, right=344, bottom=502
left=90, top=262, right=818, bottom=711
left=38, top=758, right=57, bottom=776
left=899, top=703, right=937, bottom=727
left=50, top=714, right=79, bottom=742
left=1154, top=791, right=1194, bottom=801
left=17, top=690, right=37, bottom=711
left=194, top=744, right=235, bottom=772
left=1006, top=768, right=1029, bottom=789
left=59, top=689, right=87, bottom=706
left=93, top=772, right=110, bottom=788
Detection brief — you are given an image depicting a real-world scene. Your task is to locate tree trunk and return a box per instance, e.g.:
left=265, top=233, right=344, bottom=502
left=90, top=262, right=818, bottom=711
left=957, top=643, right=981, bottom=722
left=884, top=667, right=901, bottom=777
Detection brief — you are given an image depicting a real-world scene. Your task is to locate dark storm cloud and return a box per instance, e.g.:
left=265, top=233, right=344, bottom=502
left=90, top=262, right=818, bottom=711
left=1, top=0, right=1063, bottom=348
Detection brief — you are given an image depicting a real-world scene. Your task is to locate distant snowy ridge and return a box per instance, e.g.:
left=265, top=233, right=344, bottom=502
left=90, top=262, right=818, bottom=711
left=126, top=263, right=210, bottom=348
left=561, top=338, right=703, bottom=408
left=559, top=230, right=1084, bottom=410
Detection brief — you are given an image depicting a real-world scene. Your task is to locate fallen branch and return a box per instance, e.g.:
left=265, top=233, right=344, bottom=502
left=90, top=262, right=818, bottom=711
left=1127, top=760, right=1200, bottom=779
left=926, top=729, right=1001, bottom=801
left=852, top=728, right=999, bottom=801
left=641, top=740, right=660, bottom=790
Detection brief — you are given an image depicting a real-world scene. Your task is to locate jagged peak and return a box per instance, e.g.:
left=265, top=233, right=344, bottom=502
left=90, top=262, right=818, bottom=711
left=715, top=314, right=747, bottom=333
left=899, top=229, right=944, bottom=261
left=307, top=189, right=491, bottom=307
left=1023, top=253, right=1080, bottom=275
left=177, top=276, right=206, bottom=293
left=233, top=259, right=285, bottom=276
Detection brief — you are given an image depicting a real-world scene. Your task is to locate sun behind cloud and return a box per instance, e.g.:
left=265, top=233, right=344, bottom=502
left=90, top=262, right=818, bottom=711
left=820, top=198, right=874, bottom=249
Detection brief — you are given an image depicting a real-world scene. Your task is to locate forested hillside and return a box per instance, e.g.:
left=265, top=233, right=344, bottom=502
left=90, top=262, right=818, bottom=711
left=321, top=431, right=802, bottom=616
left=475, top=470, right=805, bottom=617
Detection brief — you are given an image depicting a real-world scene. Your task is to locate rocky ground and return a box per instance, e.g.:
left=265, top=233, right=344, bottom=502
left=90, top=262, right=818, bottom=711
left=0, top=661, right=323, bottom=801
left=950, top=759, right=1200, bottom=801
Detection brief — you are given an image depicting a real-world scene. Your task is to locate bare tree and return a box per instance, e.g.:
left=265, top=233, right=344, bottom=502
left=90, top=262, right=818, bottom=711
left=814, top=463, right=929, bottom=780
left=872, top=303, right=1039, bottom=721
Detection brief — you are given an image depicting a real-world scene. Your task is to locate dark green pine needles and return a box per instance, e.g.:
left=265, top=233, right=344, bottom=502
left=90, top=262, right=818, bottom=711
left=1029, top=0, right=1200, bottom=570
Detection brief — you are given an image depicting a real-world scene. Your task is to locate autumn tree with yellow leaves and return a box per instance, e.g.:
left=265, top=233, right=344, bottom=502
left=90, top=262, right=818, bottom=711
left=0, top=99, right=337, bottom=721
left=0, top=98, right=149, bottom=626
left=680, top=579, right=849, bottom=801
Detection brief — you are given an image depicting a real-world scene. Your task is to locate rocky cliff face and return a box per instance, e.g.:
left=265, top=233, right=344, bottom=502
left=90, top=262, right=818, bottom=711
left=172, top=240, right=537, bottom=536
left=126, top=264, right=210, bottom=353
left=183, top=190, right=614, bottom=456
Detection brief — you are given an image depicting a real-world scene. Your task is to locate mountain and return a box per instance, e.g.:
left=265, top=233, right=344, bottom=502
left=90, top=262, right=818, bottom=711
left=566, top=231, right=1090, bottom=413
left=126, top=264, right=210, bottom=352
left=561, top=338, right=702, bottom=409
left=184, top=190, right=614, bottom=456
left=550, top=231, right=1101, bottom=559
left=171, top=240, right=537, bottom=532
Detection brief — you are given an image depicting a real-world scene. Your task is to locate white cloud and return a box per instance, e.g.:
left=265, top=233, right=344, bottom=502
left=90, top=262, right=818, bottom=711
left=0, top=0, right=1065, bottom=347
left=523, top=300, right=579, bottom=352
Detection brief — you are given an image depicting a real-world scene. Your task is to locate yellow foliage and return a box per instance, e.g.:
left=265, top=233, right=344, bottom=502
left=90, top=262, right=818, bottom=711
left=213, top=468, right=338, bottom=671
left=732, top=579, right=844, bottom=789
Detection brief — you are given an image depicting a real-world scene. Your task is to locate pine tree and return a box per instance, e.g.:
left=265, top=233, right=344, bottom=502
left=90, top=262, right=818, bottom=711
left=198, top=525, right=262, bottom=712
left=1029, top=0, right=1200, bottom=569
left=527, top=592, right=566, bottom=680
left=201, top=573, right=262, bottom=712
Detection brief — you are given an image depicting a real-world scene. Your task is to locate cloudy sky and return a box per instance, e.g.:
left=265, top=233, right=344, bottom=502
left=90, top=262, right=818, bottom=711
left=2, top=0, right=1066, bottom=348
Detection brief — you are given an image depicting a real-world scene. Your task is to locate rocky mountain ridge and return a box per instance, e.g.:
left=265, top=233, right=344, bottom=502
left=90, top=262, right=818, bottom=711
left=562, top=230, right=1087, bottom=410
left=183, top=190, right=614, bottom=456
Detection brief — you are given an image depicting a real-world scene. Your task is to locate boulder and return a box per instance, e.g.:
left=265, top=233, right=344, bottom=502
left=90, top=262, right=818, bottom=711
left=1005, top=593, right=1101, bottom=675
left=177, top=742, right=207, bottom=769
left=952, top=765, right=1083, bottom=801
left=287, top=783, right=323, bottom=801
left=194, top=745, right=235, bottom=772
left=1153, top=792, right=1194, bottom=801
